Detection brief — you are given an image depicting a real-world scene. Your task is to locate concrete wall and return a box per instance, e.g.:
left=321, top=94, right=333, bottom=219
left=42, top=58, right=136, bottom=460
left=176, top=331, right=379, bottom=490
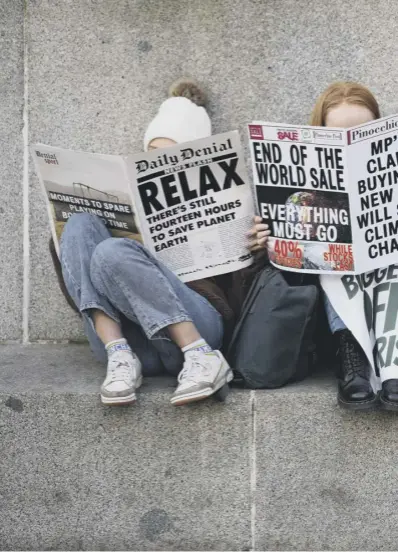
left=0, top=1, right=24, bottom=340
left=3, top=0, right=398, bottom=341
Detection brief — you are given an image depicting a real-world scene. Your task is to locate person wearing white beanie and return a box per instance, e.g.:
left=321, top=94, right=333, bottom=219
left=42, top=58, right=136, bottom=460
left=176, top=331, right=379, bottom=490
left=144, top=82, right=211, bottom=151
left=53, top=78, right=270, bottom=409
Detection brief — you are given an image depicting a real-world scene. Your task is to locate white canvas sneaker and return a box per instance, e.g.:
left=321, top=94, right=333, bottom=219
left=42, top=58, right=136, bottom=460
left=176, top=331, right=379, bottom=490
left=101, top=351, right=143, bottom=405
left=171, top=350, right=233, bottom=406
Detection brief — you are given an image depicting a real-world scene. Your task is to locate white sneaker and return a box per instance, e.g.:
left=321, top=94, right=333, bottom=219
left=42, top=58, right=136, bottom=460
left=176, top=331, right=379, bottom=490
left=171, top=350, right=233, bottom=406
left=100, top=351, right=143, bottom=405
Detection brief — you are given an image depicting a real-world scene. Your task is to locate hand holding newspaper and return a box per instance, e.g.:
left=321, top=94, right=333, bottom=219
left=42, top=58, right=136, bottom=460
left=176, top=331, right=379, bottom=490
left=32, top=131, right=255, bottom=282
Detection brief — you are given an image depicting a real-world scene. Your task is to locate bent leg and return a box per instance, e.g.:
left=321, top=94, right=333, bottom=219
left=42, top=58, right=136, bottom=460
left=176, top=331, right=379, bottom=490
left=60, top=214, right=166, bottom=374
left=90, top=238, right=224, bottom=376
left=60, top=213, right=121, bottom=362
left=323, top=291, right=376, bottom=410
left=121, top=316, right=166, bottom=377
left=60, top=213, right=119, bottom=322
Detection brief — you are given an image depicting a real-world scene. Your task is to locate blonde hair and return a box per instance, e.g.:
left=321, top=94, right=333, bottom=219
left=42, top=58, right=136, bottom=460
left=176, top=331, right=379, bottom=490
left=310, top=82, right=380, bottom=126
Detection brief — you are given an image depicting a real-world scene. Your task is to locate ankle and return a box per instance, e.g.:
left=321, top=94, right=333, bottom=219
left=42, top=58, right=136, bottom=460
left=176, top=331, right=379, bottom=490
left=105, top=338, right=132, bottom=357
left=182, top=338, right=215, bottom=357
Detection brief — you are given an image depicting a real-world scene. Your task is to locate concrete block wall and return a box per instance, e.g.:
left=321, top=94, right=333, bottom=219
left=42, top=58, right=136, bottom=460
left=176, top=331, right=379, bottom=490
left=0, top=1, right=24, bottom=340
left=2, top=0, right=398, bottom=341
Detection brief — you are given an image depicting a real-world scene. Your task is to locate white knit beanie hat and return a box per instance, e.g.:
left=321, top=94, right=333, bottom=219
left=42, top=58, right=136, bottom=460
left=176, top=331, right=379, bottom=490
left=144, top=80, right=211, bottom=151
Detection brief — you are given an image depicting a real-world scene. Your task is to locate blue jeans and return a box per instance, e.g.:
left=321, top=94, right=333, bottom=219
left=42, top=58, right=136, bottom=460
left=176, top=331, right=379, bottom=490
left=323, top=293, right=347, bottom=334
left=60, top=213, right=224, bottom=376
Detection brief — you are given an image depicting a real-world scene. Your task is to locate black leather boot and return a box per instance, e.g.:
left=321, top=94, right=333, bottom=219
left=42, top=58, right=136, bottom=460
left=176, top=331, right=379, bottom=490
left=380, top=379, right=398, bottom=410
left=336, top=329, right=377, bottom=410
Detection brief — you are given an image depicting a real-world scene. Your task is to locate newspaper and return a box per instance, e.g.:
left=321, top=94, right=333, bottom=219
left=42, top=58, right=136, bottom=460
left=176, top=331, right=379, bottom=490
left=32, top=148, right=140, bottom=249
left=248, top=114, right=398, bottom=274
left=32, top=131, right=254, bottom=282
left=321, top=266, right=398, bottom=389
left=126, top=131, right=254, bottom=281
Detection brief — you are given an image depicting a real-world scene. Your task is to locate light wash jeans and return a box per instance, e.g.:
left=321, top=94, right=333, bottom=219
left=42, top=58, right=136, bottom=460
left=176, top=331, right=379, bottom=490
left=60, top=213, right=224, bottom=376
left=323, top=294, right=347, bottom=334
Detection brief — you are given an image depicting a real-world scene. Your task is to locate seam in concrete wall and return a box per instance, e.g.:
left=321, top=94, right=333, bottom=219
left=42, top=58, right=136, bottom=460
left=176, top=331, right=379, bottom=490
left=22, top=0, right=30, bottom=344
left=250, top=390, right=257, bottom=551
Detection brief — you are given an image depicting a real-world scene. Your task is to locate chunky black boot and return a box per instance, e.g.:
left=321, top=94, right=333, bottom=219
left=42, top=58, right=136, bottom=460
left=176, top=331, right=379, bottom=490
left=380, top=379, right=398, bottom=411
left=336, top=329, right=377, bottom=410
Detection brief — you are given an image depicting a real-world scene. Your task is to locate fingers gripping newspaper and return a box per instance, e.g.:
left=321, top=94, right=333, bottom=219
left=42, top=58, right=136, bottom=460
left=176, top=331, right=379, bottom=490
left=32, top=131, right=254, bottom=283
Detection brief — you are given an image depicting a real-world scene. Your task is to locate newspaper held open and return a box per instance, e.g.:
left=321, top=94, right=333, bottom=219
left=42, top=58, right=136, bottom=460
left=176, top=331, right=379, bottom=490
left=248, top=122, right=353, bottom=274
left=127, top=131, right=254, bottom=282
left=346, top=114, right=398, bottom=272
left=248, top=114, right=398, bottom=274
left=32, top=147, right=141, bottom=255
left=32, top=130, right=254, bottom=282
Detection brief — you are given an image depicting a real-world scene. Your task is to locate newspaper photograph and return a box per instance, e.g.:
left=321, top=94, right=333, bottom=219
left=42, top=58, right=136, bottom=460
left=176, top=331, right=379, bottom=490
left=32, top=145, right=140, bottom=253
left=127, top=131, right=254, bottom=282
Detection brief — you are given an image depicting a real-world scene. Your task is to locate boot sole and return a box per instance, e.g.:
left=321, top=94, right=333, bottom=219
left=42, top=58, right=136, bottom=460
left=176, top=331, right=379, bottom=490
left=379, top=396, right=398, bottom=411
left=171, top=370, right=233, bottom=406
left=101, top=376, right=143, bottom=406
left=338, top=395, right=378, bottom=411
left=101, top=393, right=137, bottom=406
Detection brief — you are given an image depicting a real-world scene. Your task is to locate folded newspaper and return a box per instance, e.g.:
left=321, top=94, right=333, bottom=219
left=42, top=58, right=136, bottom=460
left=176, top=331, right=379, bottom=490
left=32, top=131, right=255, bottom=282
left=248, top=114, right=398, bottom=274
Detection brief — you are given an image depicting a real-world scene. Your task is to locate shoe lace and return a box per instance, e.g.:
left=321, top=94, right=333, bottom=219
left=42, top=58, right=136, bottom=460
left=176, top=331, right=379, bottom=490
left=178, top=353, right=212, bottom=384
left=109, top=359, right=133, bottom=381
left=340, top=338, right=367, bottom=378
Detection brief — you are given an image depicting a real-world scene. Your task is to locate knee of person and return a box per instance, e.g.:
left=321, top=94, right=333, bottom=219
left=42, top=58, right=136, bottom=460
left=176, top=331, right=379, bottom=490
left=91, top=237, right=122, bottom=273
left=63, top=213, right=103, bottom=239
left=91, top=238, right=147, bottom=284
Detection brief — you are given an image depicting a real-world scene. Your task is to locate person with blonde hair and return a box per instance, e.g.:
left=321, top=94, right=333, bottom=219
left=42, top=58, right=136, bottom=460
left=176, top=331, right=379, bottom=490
left=253, top=82, right=398, bottom=409
left=310, top=82, right=398, bottom=411
left=309, top=82, right=380, bottom=127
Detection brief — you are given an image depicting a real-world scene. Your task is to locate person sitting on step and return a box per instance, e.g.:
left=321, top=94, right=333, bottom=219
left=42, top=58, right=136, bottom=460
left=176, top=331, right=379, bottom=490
left=50, top=77, right=270, bottom=407
left=273, top=82, right=398, bottom=411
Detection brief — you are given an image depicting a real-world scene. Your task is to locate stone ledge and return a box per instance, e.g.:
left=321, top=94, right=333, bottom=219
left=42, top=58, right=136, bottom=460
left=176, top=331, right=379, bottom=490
left=0, top=343, right=335, bottom=395
left=2, top=345, right=398, bottom=551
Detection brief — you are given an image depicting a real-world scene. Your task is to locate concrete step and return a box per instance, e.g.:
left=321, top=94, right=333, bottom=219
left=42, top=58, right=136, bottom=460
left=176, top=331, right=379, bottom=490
left=1, top=344, right=398, bottom=550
